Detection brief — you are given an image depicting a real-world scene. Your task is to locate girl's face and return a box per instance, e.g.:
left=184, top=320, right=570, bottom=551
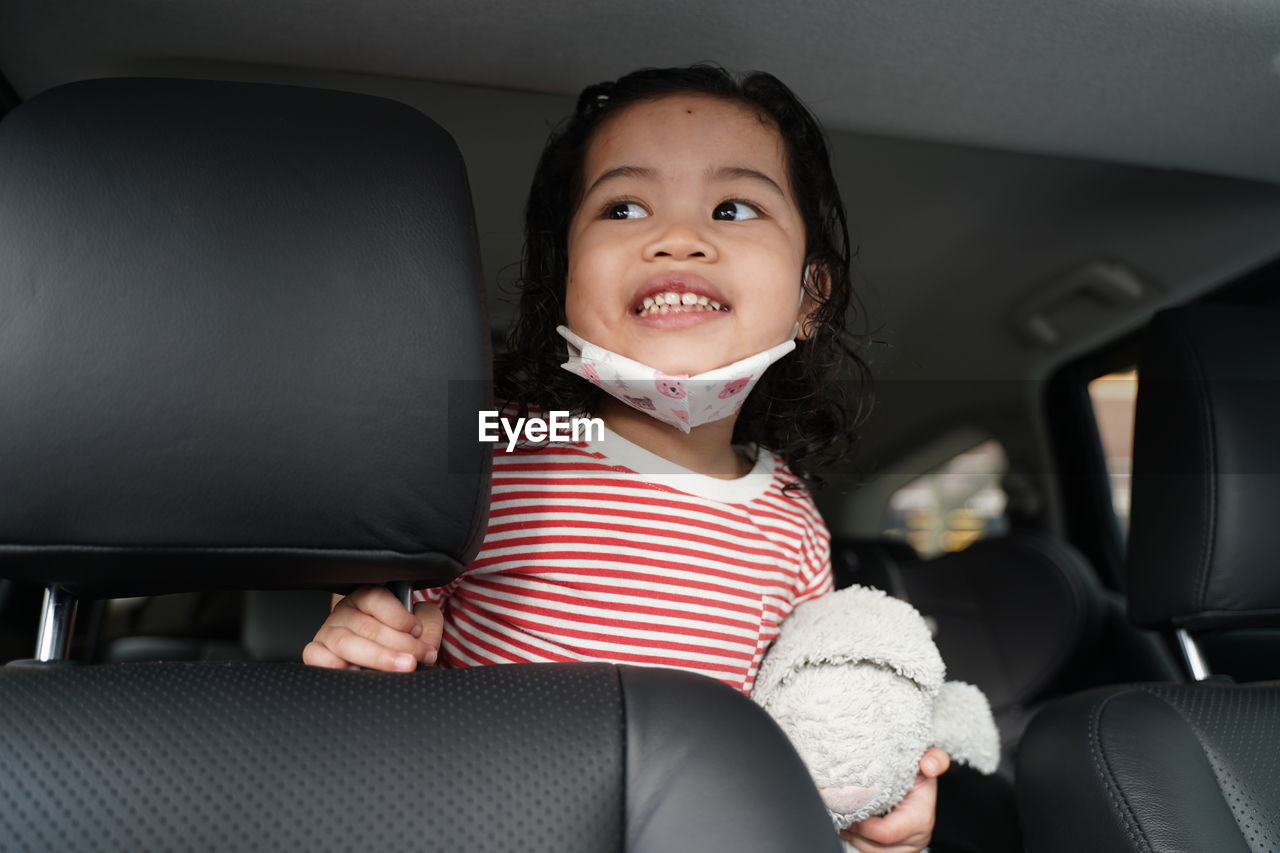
left=565, top=94, right=813, bottom=377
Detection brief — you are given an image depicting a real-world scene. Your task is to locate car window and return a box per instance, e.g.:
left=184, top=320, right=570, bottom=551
left=1087, top=369, right=1137, bottom=536
left=882, top=439, right=1009, bottom=557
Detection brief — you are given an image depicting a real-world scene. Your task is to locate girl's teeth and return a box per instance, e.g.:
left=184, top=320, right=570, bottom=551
left=634, top=291, right=731, bottom=317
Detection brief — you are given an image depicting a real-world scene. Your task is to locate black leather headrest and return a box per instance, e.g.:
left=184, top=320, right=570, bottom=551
left=0, top=78, right=491, bottom=597
left=895, top=534, right=1100, bottom=709
left=1126, top=306, right=1280, bottom=630
left=829, top=537, right=918, bottom=596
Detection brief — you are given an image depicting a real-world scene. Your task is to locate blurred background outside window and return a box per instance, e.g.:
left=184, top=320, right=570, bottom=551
left=882, top=439, right=1009, bottom=558
left=1087, top=369, right=1138, bottom=535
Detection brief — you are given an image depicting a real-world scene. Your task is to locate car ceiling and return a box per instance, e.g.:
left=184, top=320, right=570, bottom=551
left=4, top=0, right=1280, bottom=507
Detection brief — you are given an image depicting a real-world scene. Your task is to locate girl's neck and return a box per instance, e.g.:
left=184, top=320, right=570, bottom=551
left=599, top=398, right=752, bottom=479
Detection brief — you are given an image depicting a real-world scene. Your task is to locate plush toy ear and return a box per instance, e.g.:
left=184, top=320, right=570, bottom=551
left=753, top=584, right=945, bottom=703
left=930, top=681, right=1001, bottom=774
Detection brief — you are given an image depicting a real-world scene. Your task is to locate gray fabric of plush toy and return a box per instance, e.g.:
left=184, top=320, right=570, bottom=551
left=753, top=585, right=1000, bottom=834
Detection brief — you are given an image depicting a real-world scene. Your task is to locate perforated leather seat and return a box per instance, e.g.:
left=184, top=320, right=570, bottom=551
left=1016, top=306, right=1280, bottom=852
left=0, top=77, right=839, bottom=853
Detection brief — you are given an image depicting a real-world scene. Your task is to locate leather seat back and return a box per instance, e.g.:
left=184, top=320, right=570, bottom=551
left=0, top=663, right=838, bottom=853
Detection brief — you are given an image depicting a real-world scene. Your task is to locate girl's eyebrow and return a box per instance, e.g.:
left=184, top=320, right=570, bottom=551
left=709, top=166, right=787, bottom=199
left=583, top=164, right=787, bottom=201
left=583, top=165, right=653, bottom=197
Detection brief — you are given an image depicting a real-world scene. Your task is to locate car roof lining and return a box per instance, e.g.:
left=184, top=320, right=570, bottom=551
left=4, top=4, right=1280, bottom=533
left=4, top=0, right=1280, bottom=186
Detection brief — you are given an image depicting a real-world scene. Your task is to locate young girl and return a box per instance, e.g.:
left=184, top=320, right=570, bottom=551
left=304, top=65, right=948, bottom=852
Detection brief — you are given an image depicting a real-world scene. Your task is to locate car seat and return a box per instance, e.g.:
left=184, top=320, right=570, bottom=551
left=833, top=533, right=1179, bottom=778
left=0, top=77, right=839, bottom=852
left=1016, top=305, right=1280, bottom=852
left=833, top=531, right=1180, bottom=853
left=831, top=536, right=916, bottom=598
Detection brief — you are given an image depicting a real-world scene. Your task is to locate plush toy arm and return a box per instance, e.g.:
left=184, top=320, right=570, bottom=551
left=930, top=681, right=1000, bottom=774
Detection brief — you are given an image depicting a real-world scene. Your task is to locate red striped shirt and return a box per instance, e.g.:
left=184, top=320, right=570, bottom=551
left=414, top=426, right=832, bottom=694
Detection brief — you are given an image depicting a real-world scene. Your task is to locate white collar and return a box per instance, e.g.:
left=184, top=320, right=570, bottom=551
left=591, top=423, right=777, bottom=504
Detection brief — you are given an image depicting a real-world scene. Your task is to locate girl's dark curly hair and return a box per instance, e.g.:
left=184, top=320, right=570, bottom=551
left=497, top=64, right=871, bottom=487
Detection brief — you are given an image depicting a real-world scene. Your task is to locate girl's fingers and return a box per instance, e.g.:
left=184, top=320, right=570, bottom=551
left=303, top=638, right=408, bottom=672
left=307, top=586, right=438, bottom=670
left=919, top=747, right=950, bottom=778
left=322, top=609, right=431, bottom=659
left=301, top=640, right=352, bottom=670
left=413, top=602, right=444, bottom=663
left=341, top=585, right=422, bottom=636
left=316, top=626, right=421, bottom=672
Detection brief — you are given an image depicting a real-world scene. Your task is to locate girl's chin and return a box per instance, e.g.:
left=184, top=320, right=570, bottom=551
left=623, top=330, right=744, bottom=375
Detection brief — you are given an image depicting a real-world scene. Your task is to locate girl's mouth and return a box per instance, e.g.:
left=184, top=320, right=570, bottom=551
left=634, top=290, right=731, bottom=317
left=631, top=274, right=733, bottom=318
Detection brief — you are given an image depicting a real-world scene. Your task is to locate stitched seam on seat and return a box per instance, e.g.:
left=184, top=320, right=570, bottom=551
left=1137, top=686, right=1261, bottom=852
left=1089, top=692, right=1154, bottom=853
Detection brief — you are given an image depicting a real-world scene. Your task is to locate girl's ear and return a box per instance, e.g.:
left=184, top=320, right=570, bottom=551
left=796, top=263, right=830, bottom=340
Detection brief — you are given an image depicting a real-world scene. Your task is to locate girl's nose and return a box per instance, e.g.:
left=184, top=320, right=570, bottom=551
left=643, top=221, right=718, bottom=262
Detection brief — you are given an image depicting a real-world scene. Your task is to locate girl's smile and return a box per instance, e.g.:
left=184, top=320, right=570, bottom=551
left=565, top=94, right=813, bottom=377
left=631, top=272, right=731, bottom=327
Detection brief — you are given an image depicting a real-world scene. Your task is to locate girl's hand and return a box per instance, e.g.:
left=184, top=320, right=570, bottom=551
left=839, top=748, right=950, bottom=853
left=302, top=585, right=443, bottom=671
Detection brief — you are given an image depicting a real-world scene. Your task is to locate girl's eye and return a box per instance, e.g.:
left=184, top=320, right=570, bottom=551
left=713, top=200, right=761, bottom=222
left=605, top=201, right=649, bottom=220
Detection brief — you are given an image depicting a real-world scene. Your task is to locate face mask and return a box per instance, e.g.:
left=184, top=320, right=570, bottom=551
left=556, top=325, right=797, bottom=433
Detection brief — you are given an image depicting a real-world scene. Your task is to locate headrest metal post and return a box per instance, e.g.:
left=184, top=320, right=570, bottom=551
left=35, top=585, right=78, bottom=661
left=1174, top=628, right=1210, bottom=681
left=388, top=581, right=412, bottom=611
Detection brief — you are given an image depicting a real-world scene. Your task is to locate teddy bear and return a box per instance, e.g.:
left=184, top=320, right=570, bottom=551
left=752, top=584, right=1000, bottom=838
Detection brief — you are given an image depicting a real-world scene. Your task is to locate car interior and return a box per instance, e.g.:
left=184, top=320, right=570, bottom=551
left=1, top=3, right=1279, bottom=851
